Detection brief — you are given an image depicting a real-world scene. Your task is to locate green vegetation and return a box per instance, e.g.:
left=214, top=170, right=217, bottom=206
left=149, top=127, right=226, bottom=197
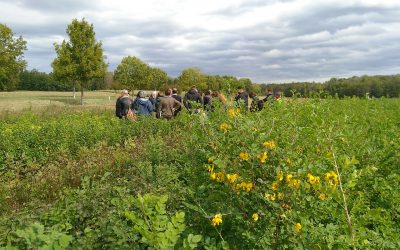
left=52, top=18, right=107, bottom=104
left=0, top=23, right=27, bottom=91
left=1, top=97, right=399, bottom=249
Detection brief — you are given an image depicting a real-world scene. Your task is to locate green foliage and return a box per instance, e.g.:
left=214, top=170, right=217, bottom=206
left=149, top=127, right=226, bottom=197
left=1, top=98, right=400, bottom=249
left=0, top=23, right=27, bottom=91
left=113, top=56, right=168, bottom=91
left=19, top=70, right=70, bottom=91
left=175, top=68, right=207, bottom=91
left=125, top=194, right=188, bottom=249
left=3, top=222, right=72, bottom=250
left=264, top=75, right=400, bottom=98
left=52, top=18, right=107, bottom=104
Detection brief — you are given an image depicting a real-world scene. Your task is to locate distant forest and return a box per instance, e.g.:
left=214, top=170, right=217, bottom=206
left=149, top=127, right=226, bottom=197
left=18, top=69, right=400, bottom=98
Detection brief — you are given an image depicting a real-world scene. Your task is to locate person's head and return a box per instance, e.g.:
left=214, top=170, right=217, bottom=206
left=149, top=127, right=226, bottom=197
left=121, top=89, right=129, bottom=96
left=267, top=89, right=273, bottom=94
left=205, top=90, right=212, bottom=96
left=190, top=85, right=198, bottom=92
left=172, top=88, right=178, bottom=94
left=237, top=86, right=244, bottom=93
left=138, top=90, right=146, bottom=98
left=249, top=92, right=257, bottom=98
left=165, top=88, right=172, bottom=96
left=151, top=91, right=157, bottom=98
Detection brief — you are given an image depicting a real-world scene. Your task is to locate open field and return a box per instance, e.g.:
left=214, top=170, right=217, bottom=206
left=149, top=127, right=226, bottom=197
left=0, top=97, right=399, bottom=249
left=0, top=91, right=120, bottom=112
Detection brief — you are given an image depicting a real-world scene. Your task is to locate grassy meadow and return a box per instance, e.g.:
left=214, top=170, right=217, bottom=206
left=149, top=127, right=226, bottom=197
left=0, top=93, right=399, bottom=249
left=0, top=91, right=119, bottom=112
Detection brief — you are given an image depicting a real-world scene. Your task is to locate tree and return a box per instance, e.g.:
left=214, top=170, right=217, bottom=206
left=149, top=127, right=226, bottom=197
left=19, top=69, right=70, bottom=91
left=0, top=23, right=27, bottom=91
left=52, top=18, right=107, bottom=104
left=113, top=56, right=151, bottom=90
left=175, top=68, right=207, bottom=91
left=149, top=68, right=169, bottom=90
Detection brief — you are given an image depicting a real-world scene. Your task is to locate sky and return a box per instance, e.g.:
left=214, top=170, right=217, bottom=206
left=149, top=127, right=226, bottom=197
left=1, top=0, right=400, bottom=83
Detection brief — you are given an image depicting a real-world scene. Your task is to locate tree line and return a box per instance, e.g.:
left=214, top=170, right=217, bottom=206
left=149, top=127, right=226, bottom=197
left=264, top=75, right=400, bottom=98
left=1, top=20, right=400, bottom=100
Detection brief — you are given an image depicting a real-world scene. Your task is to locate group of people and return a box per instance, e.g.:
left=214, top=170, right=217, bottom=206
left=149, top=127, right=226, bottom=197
left=115, top=86, right=280, bottom=120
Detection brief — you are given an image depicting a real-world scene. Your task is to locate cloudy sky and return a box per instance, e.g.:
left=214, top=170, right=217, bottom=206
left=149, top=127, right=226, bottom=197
left=1, top=0, right=400, bottom=83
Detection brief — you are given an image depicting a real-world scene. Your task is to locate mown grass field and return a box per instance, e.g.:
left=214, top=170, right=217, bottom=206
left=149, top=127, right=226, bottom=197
left=0, top=91, right=119, bottom=112
left=0, top=96, right=399, bottom=249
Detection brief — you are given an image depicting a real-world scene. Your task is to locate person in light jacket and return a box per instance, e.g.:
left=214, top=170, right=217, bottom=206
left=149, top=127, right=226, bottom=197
left=157, top=89, right=183, bottom=120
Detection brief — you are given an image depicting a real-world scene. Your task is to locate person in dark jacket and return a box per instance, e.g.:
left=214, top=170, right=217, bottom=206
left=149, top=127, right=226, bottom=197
left=183, top=86, right=202, bottom=113
left=235, top=87, right=249, bottom=111
left=172, top=88, right=183, bottom=116
left=249, top=92, right=264, bottom=112
left=115, top=90, right=133, bottom=119
left=132, top=91, right=153, bottom=116
left=203, top=90, right=213, bottom=112
left=262, top=89, right=274, bottom=104
left=157, top=89, right=182, bottom=120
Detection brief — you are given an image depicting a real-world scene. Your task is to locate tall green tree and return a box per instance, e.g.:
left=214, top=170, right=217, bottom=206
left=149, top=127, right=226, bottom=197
left=52, top=18, right=107, bottom=104
left=0, top=23, right=27, bottom=91
left=176, top=68, right=207, bottom=91
left=149, top=67, right=169, bottom=90
left=113, top=56, right=151, bottom=90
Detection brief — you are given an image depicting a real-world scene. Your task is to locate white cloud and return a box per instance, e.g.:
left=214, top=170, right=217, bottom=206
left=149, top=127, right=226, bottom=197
left=1, top=0, right=400, bottom=82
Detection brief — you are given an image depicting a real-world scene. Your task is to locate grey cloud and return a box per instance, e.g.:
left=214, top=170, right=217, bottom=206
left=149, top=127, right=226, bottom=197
left=12, top=0, right=96, bottom=13
left=2, top=0, right=400, bottom=83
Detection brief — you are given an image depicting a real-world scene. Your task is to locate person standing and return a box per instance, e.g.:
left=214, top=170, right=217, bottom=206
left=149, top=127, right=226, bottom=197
left=183, top=85, right=202, bottom=113
left=249, top=92, right=263, bottom=112
left=171, top=88, right=183, bottom=116
left=115, top=89, right=133, bottom=119
left=157, top=89, right=183, bottom=120
left=203, top=90, right=213, bottom=112
left=132, top=91, right=153, bottom=116
left=235, top=86, right=249, bottom=111
left=149, top=91, right=157, bottom=111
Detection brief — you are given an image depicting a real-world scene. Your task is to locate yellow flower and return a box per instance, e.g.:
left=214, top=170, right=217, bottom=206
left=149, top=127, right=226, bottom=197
left=208, top=157, right=213, bottom=164
left=239, top=152, right=250, bottom=161
left=211, top=213, right=223, bottom=226
left=227, top=174, right=238, bottom=184
left=294, top=223, right=302, bottom=234
left=276, top=171, right=283, bottom=182
left=251, top=127, right=258, bottom=132
left=288, top=179, right=301, bottom=189
left=215, top=172, right=225, bottom=183
left=245, top=182, right=253, bottom=192
left=237, top=182, right=253, bottom=192
left=277, top=192, right=284, bottom=200
left=265, top=193, right=276, bottom=201
left=263, top=140, right=276, bottom=150
left=319, top=193, right=327, bottom=200
left=228, top=108, right=241, bottom=118
left=220, top=122, right=231, bottom=133
left=252, top=213, right=259, bottom=221
left=324, top=171, right=338, bottom=188
left=257, top=152, right=268, bottom=163
left=286, top=174, right=293, bottom=183
left=206, top=165, right=214, bottom=173
left=210, top=172, right=216, bottom=180
left=307, top=173, right=320, bottom=185
left=286, top=158, right=291, bottom=165
left=271, top=181, right=279, bottom=191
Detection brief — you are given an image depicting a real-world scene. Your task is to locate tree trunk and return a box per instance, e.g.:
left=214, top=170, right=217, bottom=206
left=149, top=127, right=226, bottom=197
left=80, top=84, right=84, bottom=105
left=73, top=84, right=76, bottom=99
